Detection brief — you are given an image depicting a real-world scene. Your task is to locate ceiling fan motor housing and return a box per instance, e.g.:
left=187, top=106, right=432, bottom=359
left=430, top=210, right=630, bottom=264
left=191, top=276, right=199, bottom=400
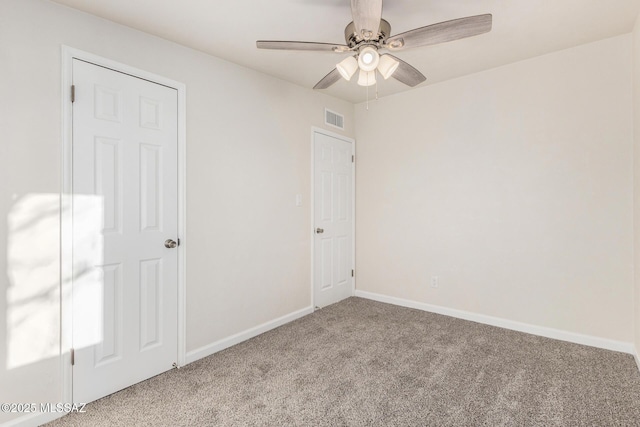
left=344, top=19, right=391, bottom=47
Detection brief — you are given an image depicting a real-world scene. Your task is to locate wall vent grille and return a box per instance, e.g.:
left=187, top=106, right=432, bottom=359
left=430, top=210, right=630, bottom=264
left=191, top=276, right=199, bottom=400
left=324, top=108, right=344, bottom=130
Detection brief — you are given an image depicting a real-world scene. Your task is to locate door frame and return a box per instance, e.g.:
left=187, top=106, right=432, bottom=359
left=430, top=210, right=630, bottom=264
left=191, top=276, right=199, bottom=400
left=60, top=46, right=187, bottom=403
left=310, top=127, right=356, bottom=309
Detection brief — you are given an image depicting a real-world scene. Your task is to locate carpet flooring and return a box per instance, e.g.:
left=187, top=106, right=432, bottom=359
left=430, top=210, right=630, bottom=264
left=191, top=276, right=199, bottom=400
left=48, top=297, right=640, bottom=426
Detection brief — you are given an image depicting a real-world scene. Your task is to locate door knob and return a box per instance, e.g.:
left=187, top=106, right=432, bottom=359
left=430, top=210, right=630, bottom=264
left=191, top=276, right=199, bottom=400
left=315, top=228, right=324, bottom=234
left=164, top=239, right=178, bottom=249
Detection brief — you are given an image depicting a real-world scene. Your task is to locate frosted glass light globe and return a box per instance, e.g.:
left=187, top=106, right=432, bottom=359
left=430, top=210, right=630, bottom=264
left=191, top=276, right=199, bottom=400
left=357, top=69, right=376, bottom=87
left=336, top=56, right=358, bottom=81
left=357, top=47, right=380, bottom=72
left=377, top=55, right=400, bottom=79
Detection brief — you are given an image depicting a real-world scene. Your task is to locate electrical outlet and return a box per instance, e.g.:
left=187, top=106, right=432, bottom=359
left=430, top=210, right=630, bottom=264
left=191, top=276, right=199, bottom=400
left=430, top=275, right=439, bottom=288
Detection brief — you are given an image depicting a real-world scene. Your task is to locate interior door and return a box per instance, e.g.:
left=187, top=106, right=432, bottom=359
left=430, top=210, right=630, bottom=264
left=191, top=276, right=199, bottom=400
left=71, top=59, right=178, bottom=403
left=313, top=131, right=354, bottom=308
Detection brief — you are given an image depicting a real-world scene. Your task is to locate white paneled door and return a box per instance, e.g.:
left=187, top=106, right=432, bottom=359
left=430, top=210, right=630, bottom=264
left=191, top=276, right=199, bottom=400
left=71, top=59, right=178, bottom=403
left=313, top=131, right=354, bottom=308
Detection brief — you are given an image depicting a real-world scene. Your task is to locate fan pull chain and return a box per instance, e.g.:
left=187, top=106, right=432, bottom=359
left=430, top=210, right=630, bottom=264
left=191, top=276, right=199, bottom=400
left=366, top=79, right=369, bottom=110
left=375, top=70, right=379, bottom=100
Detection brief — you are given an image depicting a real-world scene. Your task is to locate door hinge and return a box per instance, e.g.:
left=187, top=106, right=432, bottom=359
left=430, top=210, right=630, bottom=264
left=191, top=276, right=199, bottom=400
left=70, top=348, right=75, bottom=366
left=351, top=269, right=354, bottom=277
left=71, top=85, right=75, bottom=103
left=352, top=155, right=354, bottom=163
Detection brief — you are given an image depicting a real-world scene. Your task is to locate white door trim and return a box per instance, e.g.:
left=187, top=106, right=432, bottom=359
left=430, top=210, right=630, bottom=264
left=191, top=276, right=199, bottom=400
left=61, top=46, right=187, bottom=404
left=310, top=127, right=356, bottom=309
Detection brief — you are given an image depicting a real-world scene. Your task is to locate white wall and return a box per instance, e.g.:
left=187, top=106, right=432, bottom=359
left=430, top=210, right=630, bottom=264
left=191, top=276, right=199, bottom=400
left=355, top=35, right=634, bottom=343
left=0, top=0, right=354, bottom=423
left=633, top=15, right=640, bottom=358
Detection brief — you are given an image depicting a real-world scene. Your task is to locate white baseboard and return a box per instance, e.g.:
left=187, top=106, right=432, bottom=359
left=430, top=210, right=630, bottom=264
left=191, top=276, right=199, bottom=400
left=1, top=409, right=64, bottom=427
left=185, top=306, right=314, bottom=365
left=354, top=290, right=635, bottom=355
left=634, top=347, right=640, bottom=373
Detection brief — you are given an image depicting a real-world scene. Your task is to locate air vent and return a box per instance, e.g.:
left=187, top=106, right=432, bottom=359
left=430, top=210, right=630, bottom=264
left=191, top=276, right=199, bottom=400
left=324, top=108, right=344, bottom=130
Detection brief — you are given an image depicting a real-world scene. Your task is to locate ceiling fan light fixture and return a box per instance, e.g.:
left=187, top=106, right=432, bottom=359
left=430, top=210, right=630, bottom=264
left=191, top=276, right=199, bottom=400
left=336, top=56, right=358, bottom=81
left=357, top=46, right=380, bottom=72
left=377, top=55, right=400, bottom=79
left=357, top=69, right=376, bottom=87
left=258, top=1, right=491, bottom=91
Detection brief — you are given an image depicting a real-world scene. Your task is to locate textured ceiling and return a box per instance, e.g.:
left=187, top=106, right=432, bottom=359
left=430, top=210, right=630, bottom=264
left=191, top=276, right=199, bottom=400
left=50, top=0, right=640, bottom=103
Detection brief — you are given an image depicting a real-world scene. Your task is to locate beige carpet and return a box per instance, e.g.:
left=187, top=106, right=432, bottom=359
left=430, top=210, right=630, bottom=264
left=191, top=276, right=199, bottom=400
left=48, top=297, right=640, bottom=426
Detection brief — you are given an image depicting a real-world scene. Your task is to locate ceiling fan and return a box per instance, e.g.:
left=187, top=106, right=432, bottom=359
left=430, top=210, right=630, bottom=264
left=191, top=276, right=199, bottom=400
left=256, top=0, right=492, bottom=90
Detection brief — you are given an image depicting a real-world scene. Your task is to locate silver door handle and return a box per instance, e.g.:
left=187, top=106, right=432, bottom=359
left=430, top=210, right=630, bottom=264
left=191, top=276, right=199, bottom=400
left=315, top=228, right=324, bottom=234
left=164, top=239, right=178, bottom=249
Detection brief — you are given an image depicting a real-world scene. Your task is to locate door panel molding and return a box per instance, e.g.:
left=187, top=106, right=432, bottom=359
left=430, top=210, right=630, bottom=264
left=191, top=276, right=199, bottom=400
left=61, top=46, right=187, bottom=404
left=310, top=127, right=355, bottom=309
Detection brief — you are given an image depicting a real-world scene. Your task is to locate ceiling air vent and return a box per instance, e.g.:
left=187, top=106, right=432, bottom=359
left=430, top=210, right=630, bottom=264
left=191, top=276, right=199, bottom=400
left=325, top=108, right=344, bottom=130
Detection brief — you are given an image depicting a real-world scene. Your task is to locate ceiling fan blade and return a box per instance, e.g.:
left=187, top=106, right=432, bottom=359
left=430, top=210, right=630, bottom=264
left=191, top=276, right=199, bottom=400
left=350, top=0, right=382, bottom=40
left=386, top=55, right=426, bottom=87
left=257, top=41, right=350, bottom=52
left=313, top=68, right=342, bottom=90
left=385, top=14, right=492, bottom=51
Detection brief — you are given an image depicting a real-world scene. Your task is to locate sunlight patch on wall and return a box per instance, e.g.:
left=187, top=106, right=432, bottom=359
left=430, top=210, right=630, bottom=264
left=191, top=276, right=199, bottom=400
left=6, top=194, right=60, bottom=369
left=6, top=193, right=106, bottom=370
